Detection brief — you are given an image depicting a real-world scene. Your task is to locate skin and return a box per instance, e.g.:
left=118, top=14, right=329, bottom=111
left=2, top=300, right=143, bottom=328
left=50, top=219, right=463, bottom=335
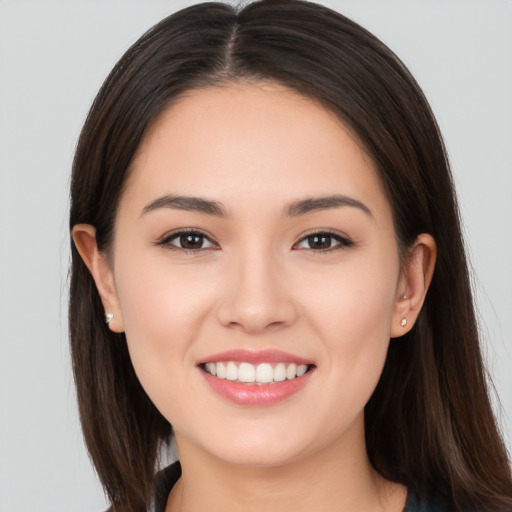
left=74, top=82, right=436, bottom=512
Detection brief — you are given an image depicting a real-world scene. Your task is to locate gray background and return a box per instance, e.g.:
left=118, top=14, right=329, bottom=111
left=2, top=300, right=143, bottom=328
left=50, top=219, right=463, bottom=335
left=0, top=1, right=511, bottom=510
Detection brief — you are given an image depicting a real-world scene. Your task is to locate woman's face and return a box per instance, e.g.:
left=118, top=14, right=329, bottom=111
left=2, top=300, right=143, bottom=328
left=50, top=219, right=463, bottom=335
left=107, top=82, right=406, bottom=467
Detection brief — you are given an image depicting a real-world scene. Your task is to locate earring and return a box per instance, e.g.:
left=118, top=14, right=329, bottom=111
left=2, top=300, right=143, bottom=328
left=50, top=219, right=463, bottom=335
left=105, top=313, right=114, bottom=324
left=400, top=318, right=407, bottom=327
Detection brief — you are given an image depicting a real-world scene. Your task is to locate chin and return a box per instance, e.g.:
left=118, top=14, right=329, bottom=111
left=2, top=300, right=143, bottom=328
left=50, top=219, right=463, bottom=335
left=211, top=446, right=303, bottom=469
left=200, top=427, right=318, bottom=468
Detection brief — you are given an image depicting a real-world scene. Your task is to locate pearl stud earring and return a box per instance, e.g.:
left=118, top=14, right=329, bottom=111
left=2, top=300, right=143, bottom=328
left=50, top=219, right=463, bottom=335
left=400, top=318, right=407, bottom=327
left=105, top=313, right=114, bottom=324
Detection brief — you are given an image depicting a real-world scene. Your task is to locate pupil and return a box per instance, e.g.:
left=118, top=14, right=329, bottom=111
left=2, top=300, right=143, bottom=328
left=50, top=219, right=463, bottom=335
left=310, top=234, right=331, bottom=249
left=181, top=234, right=203, bottom=249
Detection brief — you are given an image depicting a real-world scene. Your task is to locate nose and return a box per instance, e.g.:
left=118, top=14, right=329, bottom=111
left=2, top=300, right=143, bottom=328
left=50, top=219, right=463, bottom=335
left=216, top=247, right=298, bottom=334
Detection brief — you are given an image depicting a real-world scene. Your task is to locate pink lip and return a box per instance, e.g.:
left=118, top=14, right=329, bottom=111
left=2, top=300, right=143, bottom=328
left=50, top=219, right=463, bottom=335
left=197, top=349, right=315, bottom=407
left=201, top=369, right=314, bottom=406
left=197, top=348, right=313, bottom=366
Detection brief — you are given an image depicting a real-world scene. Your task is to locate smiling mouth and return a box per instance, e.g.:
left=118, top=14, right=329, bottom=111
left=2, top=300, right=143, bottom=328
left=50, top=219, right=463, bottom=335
left=201, top=361, right=313, bottom=384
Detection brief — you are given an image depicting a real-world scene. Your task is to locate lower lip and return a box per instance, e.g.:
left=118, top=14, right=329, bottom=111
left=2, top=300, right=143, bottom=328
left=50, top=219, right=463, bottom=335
left=200, top=368, right=314, bottom=406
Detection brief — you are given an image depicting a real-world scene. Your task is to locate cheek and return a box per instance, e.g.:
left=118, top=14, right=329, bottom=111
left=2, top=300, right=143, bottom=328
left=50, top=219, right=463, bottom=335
left=113, top=254, right=218, bottom=402
left=304, top=247, right=398, bottom=333
left=117, top=246, right=215, bottom=333
left=302, top=250, right=399, bottom=389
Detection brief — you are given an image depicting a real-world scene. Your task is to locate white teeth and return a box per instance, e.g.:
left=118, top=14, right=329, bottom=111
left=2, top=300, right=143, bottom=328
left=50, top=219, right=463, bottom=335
left=238, top=362, right=256, bottom=383
left=256, top=363, right=274, bottom=383
left=297, top=364, right=308, bottom=377
left=205, top=362, right=216, bottom=376
left=226, top=361, right=238, bottom=381
left=203, top=361, right=310, bottom=383
left=273, top=363, right=286, bottom=382
left=286, top=363, right=297, bottom=380
left=216, top=362, right=227, bottom=379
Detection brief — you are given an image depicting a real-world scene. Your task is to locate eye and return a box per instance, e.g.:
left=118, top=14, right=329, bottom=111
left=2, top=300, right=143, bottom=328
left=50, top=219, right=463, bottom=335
left=156, top=230, right=218, bottom=252
left=294, top=231, right=353, bottom=251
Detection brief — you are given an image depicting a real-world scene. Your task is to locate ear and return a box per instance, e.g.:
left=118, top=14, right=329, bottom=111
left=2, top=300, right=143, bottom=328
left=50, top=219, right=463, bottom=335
left=72, top=224, right=125, bottom=333
left=390, top=233, right=437, bottom=338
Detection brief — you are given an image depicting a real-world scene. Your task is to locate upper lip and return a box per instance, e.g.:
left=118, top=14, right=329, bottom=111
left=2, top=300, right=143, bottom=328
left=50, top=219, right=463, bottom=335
left=197, top=349, right=314, bottom=366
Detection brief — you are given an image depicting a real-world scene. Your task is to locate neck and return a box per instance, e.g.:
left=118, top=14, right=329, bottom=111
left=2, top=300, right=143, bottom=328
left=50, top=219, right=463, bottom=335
left=166, top=417, right=406, bottom=512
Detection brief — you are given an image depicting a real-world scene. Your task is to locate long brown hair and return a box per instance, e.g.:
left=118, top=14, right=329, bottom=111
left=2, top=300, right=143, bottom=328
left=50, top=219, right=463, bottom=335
left=69, top=1, right=512, bottom=510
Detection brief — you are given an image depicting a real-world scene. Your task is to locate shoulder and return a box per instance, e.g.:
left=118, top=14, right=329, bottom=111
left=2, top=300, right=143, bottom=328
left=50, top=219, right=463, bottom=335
left=404, top=491, right=446, bottom=512
left=150, top=461, right=182, bottom=512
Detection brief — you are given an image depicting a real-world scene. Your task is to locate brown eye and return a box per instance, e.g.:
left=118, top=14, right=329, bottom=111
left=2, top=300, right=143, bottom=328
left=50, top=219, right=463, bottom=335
left=307, top=234, right=333, bottom=250
left=158, top=230, right=217, bottom=251
left=295, top=231, right=353, bottom=251
left=178, top=233, right=205, bottom=249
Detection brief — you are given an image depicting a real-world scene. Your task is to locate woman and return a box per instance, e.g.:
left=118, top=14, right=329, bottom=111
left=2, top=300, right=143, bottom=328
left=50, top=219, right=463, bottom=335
left=69, top=1, right=512, bottom=511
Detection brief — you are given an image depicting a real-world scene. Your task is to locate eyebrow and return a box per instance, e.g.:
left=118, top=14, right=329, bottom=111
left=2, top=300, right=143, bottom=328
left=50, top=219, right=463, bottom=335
left=141, top=194, right=227, bottom=217
left=285, top=195, right=372, bottom=218
left=140, top=194, right=372, bottom=218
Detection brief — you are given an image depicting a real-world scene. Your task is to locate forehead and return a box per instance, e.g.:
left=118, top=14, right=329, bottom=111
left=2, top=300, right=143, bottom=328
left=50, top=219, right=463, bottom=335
left=122, top=82, right=390, bottom=218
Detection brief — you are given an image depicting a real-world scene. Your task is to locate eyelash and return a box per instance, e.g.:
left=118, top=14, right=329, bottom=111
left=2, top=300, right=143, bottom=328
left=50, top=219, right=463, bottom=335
left=293, top=230, right=354, bottom=252
left=155, top=228, right=219, bottom=255
left=155, top=229, right=354, bottom=254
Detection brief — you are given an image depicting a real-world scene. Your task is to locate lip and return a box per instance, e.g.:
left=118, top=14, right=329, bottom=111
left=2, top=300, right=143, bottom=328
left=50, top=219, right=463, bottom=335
left=200, top=369, right=314, bottom=406
left=197, top=348, right=313, bottom=366
left=197, top=349, right=315, bottom=406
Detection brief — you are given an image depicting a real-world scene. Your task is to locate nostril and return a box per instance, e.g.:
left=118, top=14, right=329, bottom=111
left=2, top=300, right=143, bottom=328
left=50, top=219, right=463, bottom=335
left=217, top=297, right=298, bottom=334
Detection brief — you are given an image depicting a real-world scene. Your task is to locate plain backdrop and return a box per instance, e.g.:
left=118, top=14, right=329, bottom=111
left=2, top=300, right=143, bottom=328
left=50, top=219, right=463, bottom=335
left=0, top=1, right=511, bottom=510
